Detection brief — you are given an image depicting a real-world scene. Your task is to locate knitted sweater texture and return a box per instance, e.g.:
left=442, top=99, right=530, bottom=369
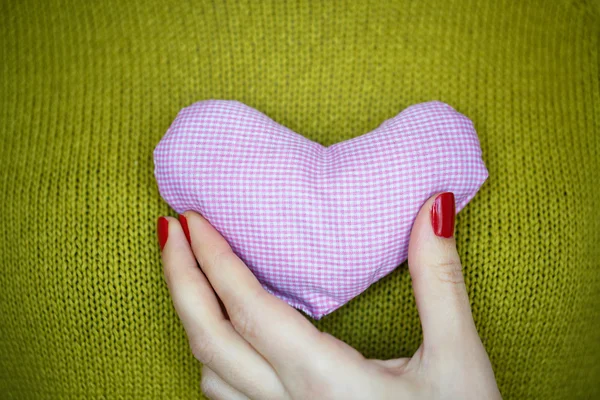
left=1, top=1, right=599, bottom=398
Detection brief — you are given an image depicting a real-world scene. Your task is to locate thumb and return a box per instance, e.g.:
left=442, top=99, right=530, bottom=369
left=407, top=192, right=480, bottom=352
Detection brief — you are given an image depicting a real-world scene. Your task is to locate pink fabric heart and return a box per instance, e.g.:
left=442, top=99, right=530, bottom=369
left=153, top=100, right=488, bottom=319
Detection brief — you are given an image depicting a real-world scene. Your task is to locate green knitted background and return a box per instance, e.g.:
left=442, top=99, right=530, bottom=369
left=1, top=0, right=599, bottom=398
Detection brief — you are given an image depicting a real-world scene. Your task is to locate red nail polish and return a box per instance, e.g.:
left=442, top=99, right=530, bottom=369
left=431, top=192, right=455, bottom=238
left=179, top=214, right=191, bottom=245
left=157, top=217, right=169, bottom=251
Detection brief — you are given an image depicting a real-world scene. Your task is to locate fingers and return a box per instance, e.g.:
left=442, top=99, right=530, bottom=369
left=159, top=217, right=226, bottom=328
left=158, top=216, right=288, bottom=400
left=407, top=193, right=480, bottom=352
left=181, top=210, right=326, bottom=376
left=201, top=366, right=249, bottom=400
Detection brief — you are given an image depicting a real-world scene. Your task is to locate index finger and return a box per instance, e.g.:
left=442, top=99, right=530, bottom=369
left=182, top=210, right=324, bottom=375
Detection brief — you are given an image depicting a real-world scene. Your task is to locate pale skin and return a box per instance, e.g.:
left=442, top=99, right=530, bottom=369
left=158, top=193, right=502, bottom=399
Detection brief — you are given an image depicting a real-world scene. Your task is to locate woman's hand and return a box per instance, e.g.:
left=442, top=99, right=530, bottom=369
left=156, top=192, right=502, bottom=399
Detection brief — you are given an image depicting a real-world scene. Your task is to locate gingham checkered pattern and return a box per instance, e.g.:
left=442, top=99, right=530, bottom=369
left=153, top=100, right=488, bottom=319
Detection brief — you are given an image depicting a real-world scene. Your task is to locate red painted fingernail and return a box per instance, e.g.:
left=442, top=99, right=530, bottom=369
left=157, top=216, right=169, bottom=251
left=179, top=214, right=191, bottom=245
left=431, top=192, right=455, bottom=238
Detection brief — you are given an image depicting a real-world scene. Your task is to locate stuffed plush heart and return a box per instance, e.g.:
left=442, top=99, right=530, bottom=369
left=153, top=100, right=488, bottom=319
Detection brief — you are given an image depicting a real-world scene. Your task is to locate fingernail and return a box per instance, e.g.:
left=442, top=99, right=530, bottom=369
left=157, top=216, right=169, bottom=251
left=179, top=214, right=191, bottom=245
left=431, top=192, right=455, bottom=238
